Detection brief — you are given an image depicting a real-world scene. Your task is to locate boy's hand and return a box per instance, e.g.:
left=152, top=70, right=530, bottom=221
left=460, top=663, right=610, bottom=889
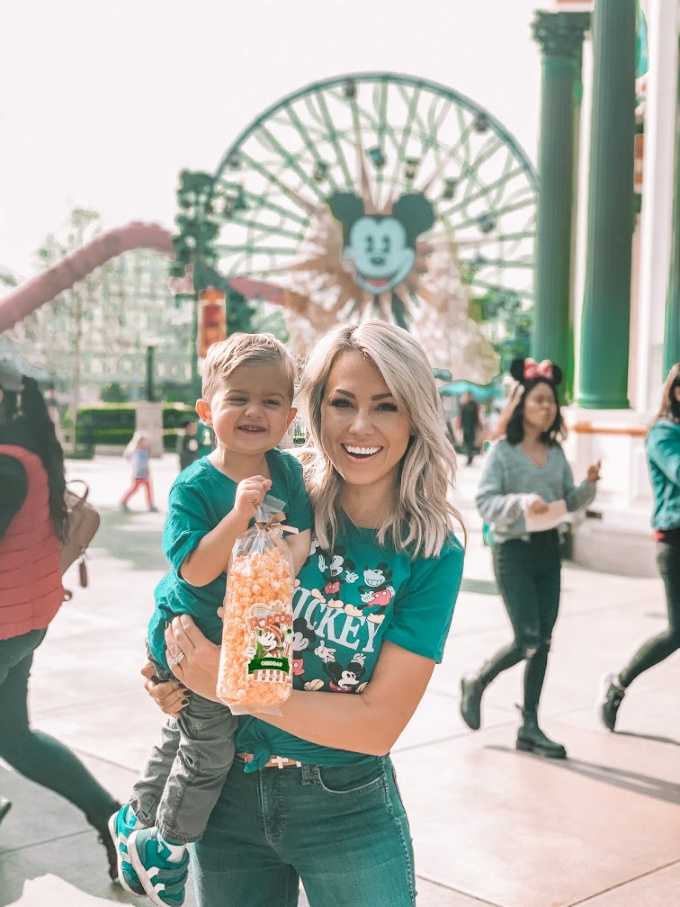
left=234, top=475, right=272, bottom=521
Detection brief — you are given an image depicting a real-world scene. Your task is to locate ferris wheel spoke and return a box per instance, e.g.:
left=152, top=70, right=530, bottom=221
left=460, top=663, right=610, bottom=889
left=444, top=135, right=506, bottom=213
left=460, top=256, right=534, bottom=270
left=305, top=92, right=354, bottom=188
left=440, top=162, right=530, bottom=223
left=252, top=124, right=329, bottom=203
left=219, top=187, right=310, bottom=228
left=282, top=104, right=342, bottom=196
left=490, top=150, right=518, bottom=208
left=383, top=85, right=421, bottom=205
left=235, top=150, right=320, bottom=216
left=454, top=194, right=535, bottom=232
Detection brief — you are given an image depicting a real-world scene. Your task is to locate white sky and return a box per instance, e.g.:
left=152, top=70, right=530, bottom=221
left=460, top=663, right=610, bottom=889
left=0, top=0, right=548, bottom=280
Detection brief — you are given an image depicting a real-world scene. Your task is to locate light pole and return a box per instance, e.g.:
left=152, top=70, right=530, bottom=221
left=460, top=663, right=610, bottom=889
left=144, top=338, right=160, bottom=403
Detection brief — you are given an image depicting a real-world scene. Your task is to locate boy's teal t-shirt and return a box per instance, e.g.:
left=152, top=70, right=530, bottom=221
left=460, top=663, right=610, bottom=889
left=235, top=517, right=464, bottom=770
left=149, top=448, right=312, bottom=669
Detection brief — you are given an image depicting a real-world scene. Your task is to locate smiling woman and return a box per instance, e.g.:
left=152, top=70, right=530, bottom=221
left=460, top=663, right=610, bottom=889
left=145, top=321, right=465, bottom=907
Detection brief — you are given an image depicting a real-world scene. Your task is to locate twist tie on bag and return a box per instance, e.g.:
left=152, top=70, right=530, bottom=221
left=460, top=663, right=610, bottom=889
left=254, top=494, right=299, bottom=553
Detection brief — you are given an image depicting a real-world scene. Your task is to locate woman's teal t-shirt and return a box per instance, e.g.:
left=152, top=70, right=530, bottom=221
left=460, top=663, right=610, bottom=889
left=235, top=518, right=464, bottom=769
left=149, top=448, right=312, bottom=669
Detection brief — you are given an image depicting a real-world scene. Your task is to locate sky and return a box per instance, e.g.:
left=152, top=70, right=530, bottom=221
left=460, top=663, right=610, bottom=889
left=0, top=0, right=549, bottom=281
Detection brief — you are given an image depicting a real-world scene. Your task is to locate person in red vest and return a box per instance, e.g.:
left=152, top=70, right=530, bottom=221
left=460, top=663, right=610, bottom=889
left=0, top=372, right=119, bottom=879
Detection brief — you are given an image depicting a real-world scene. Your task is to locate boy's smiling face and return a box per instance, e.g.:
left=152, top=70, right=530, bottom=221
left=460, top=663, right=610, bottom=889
left=196, top=362, right=296, bottom=459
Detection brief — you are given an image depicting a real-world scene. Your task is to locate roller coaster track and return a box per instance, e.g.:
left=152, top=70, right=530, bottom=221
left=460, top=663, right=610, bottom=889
left=0, top=222, right=173, bottom=334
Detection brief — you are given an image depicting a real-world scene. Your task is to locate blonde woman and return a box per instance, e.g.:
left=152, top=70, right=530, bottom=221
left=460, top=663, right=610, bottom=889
left=599, top=364, right=680, bottom=730
left=145, top=321, right=464, bottom=907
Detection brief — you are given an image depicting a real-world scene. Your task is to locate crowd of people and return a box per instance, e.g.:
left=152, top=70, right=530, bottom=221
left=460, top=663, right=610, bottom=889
left=1, top=333, right=678, bottom=907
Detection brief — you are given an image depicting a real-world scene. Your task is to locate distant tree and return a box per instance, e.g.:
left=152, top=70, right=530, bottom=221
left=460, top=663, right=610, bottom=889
left=101, top=381, right=129, bottom=403
left=0, top=268, right=18, bottom=289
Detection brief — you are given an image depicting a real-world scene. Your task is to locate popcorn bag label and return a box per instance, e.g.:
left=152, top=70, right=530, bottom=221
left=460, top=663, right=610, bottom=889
left=246, top=605, right=293, bottom=676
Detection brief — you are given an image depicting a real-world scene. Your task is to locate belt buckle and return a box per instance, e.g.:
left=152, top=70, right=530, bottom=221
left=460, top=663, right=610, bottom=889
left=269, top=755, right=295, bottom=769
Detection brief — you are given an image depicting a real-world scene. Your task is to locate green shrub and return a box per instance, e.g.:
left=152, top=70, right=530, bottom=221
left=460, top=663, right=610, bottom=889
left=76, top=403, right=195, bottom=451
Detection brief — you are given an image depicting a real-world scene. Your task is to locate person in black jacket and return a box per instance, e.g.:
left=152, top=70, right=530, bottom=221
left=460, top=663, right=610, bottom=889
left=176, top=418, right=200, bottom=472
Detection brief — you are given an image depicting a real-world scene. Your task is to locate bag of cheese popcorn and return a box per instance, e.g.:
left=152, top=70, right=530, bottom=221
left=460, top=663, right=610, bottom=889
left=217, top=495, right=295, bottom=715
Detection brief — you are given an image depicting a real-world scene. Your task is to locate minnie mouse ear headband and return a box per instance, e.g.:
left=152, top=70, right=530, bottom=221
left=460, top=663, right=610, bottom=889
left=510, top=358, right=563, bottom=388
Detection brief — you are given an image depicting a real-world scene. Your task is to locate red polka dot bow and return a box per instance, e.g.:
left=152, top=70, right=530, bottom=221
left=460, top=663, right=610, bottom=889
left=524, top=358, right=554, bottom=381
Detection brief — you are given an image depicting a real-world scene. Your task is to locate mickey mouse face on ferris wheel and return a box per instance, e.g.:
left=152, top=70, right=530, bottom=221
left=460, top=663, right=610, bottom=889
left=328, top=191, right=435, bottom=295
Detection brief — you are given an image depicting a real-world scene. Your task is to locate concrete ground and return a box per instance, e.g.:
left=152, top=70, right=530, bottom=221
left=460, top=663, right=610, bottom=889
left=1, top=453, right=678, bottom=907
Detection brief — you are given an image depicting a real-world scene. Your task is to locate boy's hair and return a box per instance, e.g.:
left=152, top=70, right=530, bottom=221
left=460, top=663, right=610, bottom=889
left=201, top=333, right=297, bottom=403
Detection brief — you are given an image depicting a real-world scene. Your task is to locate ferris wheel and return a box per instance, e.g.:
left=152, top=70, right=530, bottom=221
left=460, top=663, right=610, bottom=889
left=208, top=72, right=537, bottom=331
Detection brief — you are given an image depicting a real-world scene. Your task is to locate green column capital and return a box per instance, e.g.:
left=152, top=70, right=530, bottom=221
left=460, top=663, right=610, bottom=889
left=532, top=10, right=590, bottom=60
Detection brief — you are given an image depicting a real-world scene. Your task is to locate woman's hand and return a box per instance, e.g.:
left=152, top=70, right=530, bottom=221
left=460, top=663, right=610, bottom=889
left=164, top=614, right=221, bottom=702
left=587, top=460, right=602, bottom=482
left=140, top=662, right=187, bottom=719
left=525, top=494, right=549, bottom=516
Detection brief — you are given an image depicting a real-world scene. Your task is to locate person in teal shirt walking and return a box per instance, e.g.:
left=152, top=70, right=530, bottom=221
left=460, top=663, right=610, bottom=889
left=143, top=321, right=464, bottom=907
left=600, top=364, right=680, bottom=730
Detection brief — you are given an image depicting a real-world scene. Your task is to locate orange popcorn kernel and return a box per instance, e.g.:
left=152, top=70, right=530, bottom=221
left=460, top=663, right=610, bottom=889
left=217, top=545, right=294, bottom=710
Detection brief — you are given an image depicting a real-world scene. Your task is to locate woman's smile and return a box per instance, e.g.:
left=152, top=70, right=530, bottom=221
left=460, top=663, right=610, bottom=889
left=341, top=444, right=384, bottom=460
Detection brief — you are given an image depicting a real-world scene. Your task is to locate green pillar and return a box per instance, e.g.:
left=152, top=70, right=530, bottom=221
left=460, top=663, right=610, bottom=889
left=578, top=0, right=637, bottom=409
left=532, top=11, right=590, bottom=398
left=664, top=38, right=680, bottom=376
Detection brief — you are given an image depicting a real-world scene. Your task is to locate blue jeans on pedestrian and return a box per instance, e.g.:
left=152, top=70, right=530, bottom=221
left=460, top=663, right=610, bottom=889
left=192, top=755, right=416, bottom=907
left=0, top=628, right=118, bottom=829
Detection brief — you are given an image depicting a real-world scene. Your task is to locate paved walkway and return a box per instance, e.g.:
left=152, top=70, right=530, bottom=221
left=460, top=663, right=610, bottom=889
left=1, top=454, right=678, bottom=906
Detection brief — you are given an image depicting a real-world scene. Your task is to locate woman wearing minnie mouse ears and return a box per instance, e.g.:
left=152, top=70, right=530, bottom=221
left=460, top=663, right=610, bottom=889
left=460, top=358, right=601, bottom=758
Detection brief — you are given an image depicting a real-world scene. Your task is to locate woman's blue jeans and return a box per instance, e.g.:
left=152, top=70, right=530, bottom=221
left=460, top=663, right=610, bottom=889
left=192, top=755, right=416, bottom=907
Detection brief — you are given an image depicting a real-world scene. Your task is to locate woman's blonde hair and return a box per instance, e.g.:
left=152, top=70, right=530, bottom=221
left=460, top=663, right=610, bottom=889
left=653, top=363, right=680, bottom=424
left=296, top=321, right=463, bottom=559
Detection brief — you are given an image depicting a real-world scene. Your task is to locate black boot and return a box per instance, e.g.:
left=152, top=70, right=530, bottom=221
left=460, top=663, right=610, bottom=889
left=516, top=709, right=567, bottom=759
left=460, top=676, right=485, bottom=730
left=90, top=801, right=121, bottom=882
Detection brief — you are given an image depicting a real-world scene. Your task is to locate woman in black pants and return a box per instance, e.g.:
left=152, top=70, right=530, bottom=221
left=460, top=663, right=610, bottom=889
left=600, top=364, right=680, bottom=730
left=460, top=359, right=600, bottom=758
left=0, top=373, right=119, bottom=876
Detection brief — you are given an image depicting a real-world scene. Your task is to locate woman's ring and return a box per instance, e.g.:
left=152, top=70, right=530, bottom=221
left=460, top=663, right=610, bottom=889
left=169, top=651, right=186, bottom=666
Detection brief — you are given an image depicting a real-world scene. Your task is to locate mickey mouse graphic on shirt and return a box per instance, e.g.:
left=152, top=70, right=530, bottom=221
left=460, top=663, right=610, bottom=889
left=324, top=652, right=367, bottom=693
left=344, top=564, right=395, bottom=625
left=310, top=546, right=358, bottom=608
left=328, top=191, right=435, bottom=296
left=291, top=616, right=317, bottom=678
left=314, top=641, right=368, bottom=693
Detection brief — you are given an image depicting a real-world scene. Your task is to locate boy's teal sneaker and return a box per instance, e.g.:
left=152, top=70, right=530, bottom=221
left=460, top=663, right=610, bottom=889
left=107, top=804, right=145, bottom=895
left=129, top=827, right=189, bottom=907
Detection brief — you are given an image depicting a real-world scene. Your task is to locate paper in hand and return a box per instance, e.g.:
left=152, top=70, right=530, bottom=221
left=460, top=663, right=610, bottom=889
left=525, top=499, right=569, bottom=533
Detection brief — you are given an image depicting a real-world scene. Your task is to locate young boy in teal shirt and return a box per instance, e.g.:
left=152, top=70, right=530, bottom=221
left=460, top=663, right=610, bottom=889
left=109, top=334, right=312, bottom=907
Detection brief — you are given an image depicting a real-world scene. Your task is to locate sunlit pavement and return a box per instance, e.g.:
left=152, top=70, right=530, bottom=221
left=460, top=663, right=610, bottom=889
left=1, top=453, right=678, bottom=907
